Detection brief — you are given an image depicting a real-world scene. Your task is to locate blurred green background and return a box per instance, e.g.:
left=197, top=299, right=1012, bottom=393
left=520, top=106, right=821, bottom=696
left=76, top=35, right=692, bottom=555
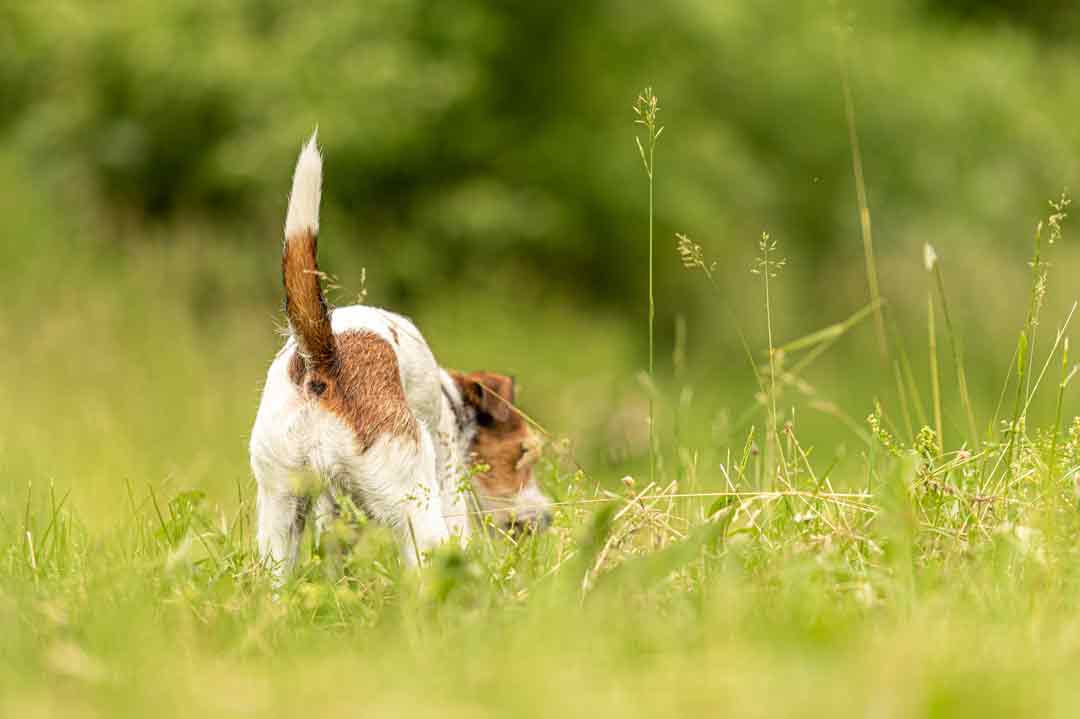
left=2, top=0, right=1080, bottom=523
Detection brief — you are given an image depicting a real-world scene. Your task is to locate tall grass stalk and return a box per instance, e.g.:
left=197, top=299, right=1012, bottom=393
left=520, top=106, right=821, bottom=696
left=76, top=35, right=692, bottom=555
left=634, top=88, right=663, bottom=484
left=989, top=344, right=1021, bottom=447
left=753, top=232, right=785, bottom=485
left=1005, top=192, right=1070, bottom=470
left=927, top=292, right=944, bottom=455
left=1048, top=338, right=1071, bottom=483
left=926, top=245, right=978, bottom=447
left=676, top=232, right=770, bottom=450
left=1007, top=222, right=1046, bottom=469
left=891, top=320, right=929, bottom=431
left=679, top=231, right=874, bottom=468
left=1020, top=304, right=1077, bottom=418
left=842, top=73, right=887, bottom=361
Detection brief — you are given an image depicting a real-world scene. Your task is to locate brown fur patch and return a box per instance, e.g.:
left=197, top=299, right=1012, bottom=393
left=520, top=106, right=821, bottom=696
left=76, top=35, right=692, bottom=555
left=288, top=350, right=305, bottom=387
left=455, top=371, right=515, bottom=423
left=470, top=421, right=534, bottom=500
left=282, top=229, right=334, bottom=368
left=451, top=371, right=534, bottom=500
left=299, top=331, right=418, bottom=450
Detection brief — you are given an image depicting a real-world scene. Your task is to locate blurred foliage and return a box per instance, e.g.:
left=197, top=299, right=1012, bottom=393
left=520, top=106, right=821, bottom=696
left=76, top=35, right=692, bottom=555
left=4, top=11, right=1080, bottom=713
left=927, top=0, right=1080, bottom=36
left=3, top=0, right=1080, bottom=494
left=5, top=0, right=1080, bottom=334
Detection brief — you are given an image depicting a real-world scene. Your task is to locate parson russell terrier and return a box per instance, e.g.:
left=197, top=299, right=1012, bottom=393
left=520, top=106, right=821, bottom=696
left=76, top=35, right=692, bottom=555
left=249, top=133, right=552, bottom=577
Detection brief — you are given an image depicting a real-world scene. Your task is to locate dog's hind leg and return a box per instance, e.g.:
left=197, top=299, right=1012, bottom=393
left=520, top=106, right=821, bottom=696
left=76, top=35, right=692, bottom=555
left=253, top=457, right=309, bottom=582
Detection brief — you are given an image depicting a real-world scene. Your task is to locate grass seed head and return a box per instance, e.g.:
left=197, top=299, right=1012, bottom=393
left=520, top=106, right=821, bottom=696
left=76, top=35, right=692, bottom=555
left=923, top=243, right=938, bottom=272
left=676, top=233, right=716, bottom=279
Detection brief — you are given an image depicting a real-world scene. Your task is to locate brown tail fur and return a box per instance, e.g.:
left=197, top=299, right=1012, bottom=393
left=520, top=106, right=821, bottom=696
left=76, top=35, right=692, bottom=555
left=282, top=132, right=334, bottom=368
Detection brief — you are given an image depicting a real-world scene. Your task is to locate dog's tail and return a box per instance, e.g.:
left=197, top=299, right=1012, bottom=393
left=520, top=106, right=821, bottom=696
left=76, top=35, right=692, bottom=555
left=282, top=131, right=334, bottom=368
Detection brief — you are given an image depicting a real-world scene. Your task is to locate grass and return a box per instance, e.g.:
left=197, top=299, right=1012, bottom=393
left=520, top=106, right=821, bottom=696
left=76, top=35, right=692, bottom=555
left=4, top=105, right=1080, bottom=719
left=5, top=404, right=1080, bottom=717
left=634, top=87, right=663, bottom=486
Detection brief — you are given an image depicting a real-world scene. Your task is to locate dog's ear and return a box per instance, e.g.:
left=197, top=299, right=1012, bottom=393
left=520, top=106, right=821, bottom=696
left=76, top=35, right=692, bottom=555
left=453, top=371, right=515, bottom=423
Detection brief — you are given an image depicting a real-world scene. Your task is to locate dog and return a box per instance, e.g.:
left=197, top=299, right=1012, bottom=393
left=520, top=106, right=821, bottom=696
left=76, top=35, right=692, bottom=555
left=249, top=133, right=552, bottom=578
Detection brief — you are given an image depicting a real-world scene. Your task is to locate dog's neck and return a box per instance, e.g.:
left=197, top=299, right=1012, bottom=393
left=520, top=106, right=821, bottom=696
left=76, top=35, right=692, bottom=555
left=438, top=369, right=477, bottom=476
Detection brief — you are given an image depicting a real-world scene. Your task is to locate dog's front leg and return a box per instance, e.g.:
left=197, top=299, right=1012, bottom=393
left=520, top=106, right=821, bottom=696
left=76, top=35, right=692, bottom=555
left=441, top=485, right=472, bottom=543
left=397, top=495, right=451, bottom=568
left=392, top=429, right=451, bottom=567
left=313, top=491, right=341, bottom=544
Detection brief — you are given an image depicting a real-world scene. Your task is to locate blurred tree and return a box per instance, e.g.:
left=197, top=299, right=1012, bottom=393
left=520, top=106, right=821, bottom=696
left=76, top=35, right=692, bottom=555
left=925, top=0, right=1079, bottom=38
left=5, top=0, right=1080, bottom=360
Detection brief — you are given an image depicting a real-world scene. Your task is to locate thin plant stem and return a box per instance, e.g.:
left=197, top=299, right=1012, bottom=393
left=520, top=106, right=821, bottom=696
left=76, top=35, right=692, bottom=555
left=764, top=243, right=777, bottom=485
left=634, top=88, right=663, bottom=485
left=931, top=261, right=978, bottom=448
left=1021, top=303, right=1077, bottom=417
left=928, top=293, right=943, bottom=455
left=989, top=343, right=1020, bottom=443
left=892, top=319, right=928, bottom=428
left=648, top=134, right=655, bottom=485
left=1007, top=223, right=1043, bottom=468
left=842, top=72, right=887, bottom=361
left=1048, top=338, right=1070, bottom=484
left=753, top=233, right=785, bottom=485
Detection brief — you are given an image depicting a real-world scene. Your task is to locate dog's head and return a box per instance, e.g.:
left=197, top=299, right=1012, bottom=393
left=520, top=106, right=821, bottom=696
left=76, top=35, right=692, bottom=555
left=451, top=371, right=552, bottom=533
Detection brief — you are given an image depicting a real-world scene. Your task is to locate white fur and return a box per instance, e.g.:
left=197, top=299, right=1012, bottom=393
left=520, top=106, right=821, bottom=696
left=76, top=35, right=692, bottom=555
left=284, top=131, right=321, bottom=238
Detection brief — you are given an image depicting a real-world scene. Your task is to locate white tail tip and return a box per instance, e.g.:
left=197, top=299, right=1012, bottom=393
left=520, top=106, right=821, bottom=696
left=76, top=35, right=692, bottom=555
left=285, top=130, right=322, bottom=238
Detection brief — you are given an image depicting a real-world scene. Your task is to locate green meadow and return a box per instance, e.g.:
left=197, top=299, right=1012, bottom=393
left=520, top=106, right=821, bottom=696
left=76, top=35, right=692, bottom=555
left=4, top=2, right=1080, bottom=716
